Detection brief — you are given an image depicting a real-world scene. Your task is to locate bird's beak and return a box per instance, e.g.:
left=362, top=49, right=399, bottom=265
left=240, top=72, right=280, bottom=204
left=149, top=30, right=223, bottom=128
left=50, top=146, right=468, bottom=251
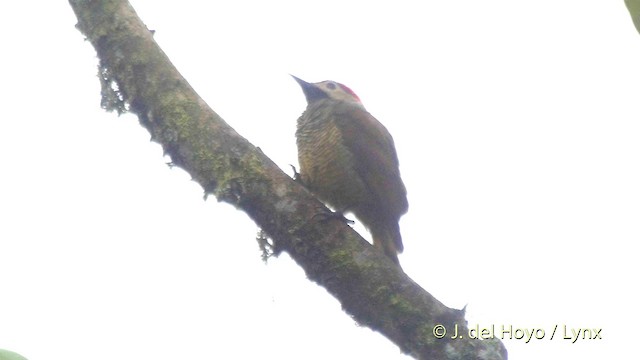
left=290, top=75, right=326, bottom=103
left=290, top=74, right=308, bottom=86
left=291, top=74, right=313, bottom=91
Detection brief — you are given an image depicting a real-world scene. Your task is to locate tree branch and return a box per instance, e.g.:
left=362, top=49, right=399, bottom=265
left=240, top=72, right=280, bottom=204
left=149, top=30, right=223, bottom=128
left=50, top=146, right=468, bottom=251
left=68, top=1, right=507, bottom=358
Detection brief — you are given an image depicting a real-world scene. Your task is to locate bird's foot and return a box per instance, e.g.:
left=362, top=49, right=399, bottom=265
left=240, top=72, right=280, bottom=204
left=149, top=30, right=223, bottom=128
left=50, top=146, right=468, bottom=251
left=290, top=164, right=305, bottom=185
left=312, top=207, right=354, bottom=225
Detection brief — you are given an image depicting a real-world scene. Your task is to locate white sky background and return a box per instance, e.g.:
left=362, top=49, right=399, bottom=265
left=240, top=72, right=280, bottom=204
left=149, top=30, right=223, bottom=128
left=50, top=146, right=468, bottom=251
left=0, top=1, right=638, bottom=359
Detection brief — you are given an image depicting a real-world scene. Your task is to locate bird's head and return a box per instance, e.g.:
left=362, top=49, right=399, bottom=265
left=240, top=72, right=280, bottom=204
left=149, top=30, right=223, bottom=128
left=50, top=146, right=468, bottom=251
left=291, top=75, right=362, bottom=105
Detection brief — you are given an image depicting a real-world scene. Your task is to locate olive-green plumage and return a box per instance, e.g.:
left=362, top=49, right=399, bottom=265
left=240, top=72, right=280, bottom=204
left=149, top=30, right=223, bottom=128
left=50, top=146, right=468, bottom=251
left=293, top=76, right=408, bottom=265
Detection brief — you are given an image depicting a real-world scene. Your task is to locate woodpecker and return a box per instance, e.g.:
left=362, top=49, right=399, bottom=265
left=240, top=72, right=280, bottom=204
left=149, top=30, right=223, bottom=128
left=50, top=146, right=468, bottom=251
left=292, top=76, right=408, bottom=265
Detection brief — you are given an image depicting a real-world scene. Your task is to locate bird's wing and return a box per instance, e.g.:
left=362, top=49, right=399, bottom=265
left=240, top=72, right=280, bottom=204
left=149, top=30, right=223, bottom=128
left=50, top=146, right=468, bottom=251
left=333, top=103, right=409, bottom=218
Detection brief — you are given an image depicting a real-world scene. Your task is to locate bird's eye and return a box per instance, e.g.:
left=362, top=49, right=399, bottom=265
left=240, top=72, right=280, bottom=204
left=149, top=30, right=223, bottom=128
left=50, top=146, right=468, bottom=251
left=325, top=82, right=337, bottom=90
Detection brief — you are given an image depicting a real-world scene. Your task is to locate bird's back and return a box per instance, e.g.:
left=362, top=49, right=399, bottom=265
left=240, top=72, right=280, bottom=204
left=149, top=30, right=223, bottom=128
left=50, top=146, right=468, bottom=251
left=296, top=99, right=408, bottom=260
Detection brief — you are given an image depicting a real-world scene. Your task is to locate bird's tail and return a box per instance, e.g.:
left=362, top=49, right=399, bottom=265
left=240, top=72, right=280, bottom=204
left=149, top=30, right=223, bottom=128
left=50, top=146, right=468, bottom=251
left=371, top=221, right=403, bottom=266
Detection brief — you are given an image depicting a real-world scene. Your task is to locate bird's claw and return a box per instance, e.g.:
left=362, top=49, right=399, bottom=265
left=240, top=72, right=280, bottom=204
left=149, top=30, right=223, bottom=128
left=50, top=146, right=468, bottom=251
left=290, top=164, right=304, bottom=185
